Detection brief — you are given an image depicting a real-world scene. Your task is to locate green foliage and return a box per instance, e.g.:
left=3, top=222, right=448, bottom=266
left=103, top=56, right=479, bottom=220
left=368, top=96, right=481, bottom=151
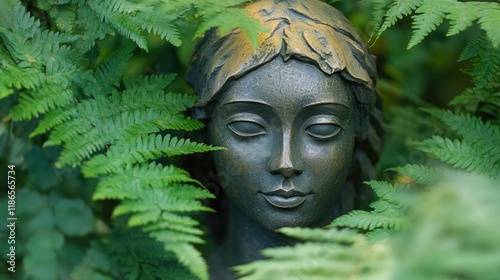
left=193, top=6, right=269, bottom=49
left=236, top=228, right=394, bottom=280
left=236, top=172, right=500, bottom=279
left=0, top=0, right=260, bottom=279
left=394, top=174, right=500, bottom=279
left=1, top=0, right=499, bottom=279
left=331, top=181, right=409, bottom=235
left=371, top=0, right=500, bottom=48
left=417, top=110, right=500, bottom=179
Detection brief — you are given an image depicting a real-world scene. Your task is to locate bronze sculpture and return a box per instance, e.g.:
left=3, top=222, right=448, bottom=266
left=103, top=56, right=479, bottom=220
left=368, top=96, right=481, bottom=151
left=187, top=0, right=383, bottom=278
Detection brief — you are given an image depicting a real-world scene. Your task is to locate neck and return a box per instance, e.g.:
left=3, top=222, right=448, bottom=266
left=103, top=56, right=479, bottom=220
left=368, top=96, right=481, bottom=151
left=223, top=202, right=296, bottom=267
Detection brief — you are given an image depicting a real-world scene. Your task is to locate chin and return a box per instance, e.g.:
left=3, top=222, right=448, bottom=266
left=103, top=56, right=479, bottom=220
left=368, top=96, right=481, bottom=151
left=251, top=206, right=333, bottom=231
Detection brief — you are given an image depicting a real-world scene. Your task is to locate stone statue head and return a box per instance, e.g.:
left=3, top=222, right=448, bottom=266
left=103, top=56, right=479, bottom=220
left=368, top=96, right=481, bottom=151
left=187, top=0, right=383, bottom=233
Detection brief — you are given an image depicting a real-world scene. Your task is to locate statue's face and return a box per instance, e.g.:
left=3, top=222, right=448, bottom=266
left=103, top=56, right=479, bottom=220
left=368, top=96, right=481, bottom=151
left=208, top=58, right=356, bottom=231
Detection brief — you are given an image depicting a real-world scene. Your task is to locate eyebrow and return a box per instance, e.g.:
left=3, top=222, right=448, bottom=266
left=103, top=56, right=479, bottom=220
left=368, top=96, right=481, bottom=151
left=304, top=101, right=350, bottom=109
left=222, top=100, right=272, bottom=107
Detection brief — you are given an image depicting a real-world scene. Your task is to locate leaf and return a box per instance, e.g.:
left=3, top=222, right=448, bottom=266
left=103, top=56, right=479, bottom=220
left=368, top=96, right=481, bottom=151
left=408, top=2, right=445, bottom=48
left=388, top=164, right=439, bottom=186
left=195, top=7, right=268, bottom=49
left=82, top=134, right=223, bottom=177
left=165, top=244, right=209, bottom=280
left=418, top=136, right=498, bottom=178
left=332, top=210, right=407, bottom=231
left=375, top=0, right=423, bottom=40
left=54, top=197, right=95, bottom=236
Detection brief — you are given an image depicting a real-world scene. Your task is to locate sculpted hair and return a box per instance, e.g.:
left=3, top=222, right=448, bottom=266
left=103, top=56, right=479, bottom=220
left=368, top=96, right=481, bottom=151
left=187, top=0, right=383, bottom=210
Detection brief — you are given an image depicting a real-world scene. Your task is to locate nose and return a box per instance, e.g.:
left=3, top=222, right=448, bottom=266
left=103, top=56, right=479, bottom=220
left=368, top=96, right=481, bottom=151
left=269, top=130, right=304, bottom=177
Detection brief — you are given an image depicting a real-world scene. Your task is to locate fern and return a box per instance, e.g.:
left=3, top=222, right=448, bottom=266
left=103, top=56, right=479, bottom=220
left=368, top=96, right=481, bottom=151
left=82, top=134, right=223, bottom=177
left=423, top=108, right=500, bottom=151
left=331, top=181, right=410, bottom=234
left=459, top=37, right=500, bottom=90
left=365, top=0, right=392, bottom=41
left=407, top=1, right=446, bottom=48
left=235, top=228, right=394, bottom=279
left=0, top=4, right=81, bottom=120
left=92, top=41, right=135, bottom=95
left=371, top=0, right=500, bottom=49
left=387, top=164, right=439, bottom=186
left=373, top=0, right=422, bottom=41
left=418, top=136, right=498, bottom=178
left=194, top=7, right=269, bottom=49
left=0, top=1, right=263, bottom=279
left=86, top=0, right=182, bottom=50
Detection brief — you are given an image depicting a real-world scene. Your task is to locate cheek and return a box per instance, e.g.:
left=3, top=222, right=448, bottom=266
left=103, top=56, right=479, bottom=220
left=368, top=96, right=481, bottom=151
left=209, top=126, right=269, bottom=190
left=301, top=133, right=355, bottom=191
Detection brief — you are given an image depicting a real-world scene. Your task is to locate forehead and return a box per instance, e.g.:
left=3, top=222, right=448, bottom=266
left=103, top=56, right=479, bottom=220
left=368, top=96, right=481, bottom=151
left=219, top=58, right=352, bottom=108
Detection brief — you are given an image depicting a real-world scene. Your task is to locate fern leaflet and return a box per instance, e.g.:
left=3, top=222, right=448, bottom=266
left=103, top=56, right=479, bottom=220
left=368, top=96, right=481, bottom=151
left=418, top=136, right=498, bottom=178
left=82, top=134, right=223, bottom=177
left=374, top=0, right=422, bottom=41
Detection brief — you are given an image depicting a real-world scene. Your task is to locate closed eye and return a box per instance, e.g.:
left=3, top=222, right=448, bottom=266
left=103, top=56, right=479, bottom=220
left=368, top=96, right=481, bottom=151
left=306, top=123, right=341, bottom=140
left=228, top=121, right=266, bottom=137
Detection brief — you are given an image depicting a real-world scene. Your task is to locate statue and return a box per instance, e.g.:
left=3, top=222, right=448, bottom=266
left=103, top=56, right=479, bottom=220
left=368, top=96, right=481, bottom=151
left=187, top=0, right=383, bottom=278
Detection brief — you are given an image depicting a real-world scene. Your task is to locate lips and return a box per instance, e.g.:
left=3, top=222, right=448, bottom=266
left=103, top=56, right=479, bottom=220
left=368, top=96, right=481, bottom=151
left=260, top=181, right=311, bottom=209
left=262, top=194, right=308, bottom=209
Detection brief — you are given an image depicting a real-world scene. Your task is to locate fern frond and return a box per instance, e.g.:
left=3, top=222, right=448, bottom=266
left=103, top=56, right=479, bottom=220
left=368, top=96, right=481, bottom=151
left=131, top=6, right=181, bottom=46
left=366, top=181, right=409, bottom=205
left=148, top=230, right=204, bottom=245
left=331, top=181, right=410, bottom=232
left=1, top=3, right=85, bottom=122
left=123, top=74, right=176, bottom=92
left=93, top=41, right=135, bottom=95
left=75, top=4, right=115, bottom=51
left=449, top=87, right=500, bottom=119
left=82, top=134, right=223, bottom=177
left=418, top=136, right=498, bottom=178
left=388, top=164, right=439, bottom=186
left=165, top=244, right=208, bottom=280
left=142, top=212, right=200, bottom=230
left=87, top=0, right=182, bottom=50
left=10, top=85, right=74, bottom=120
left=96, top=177, right=213, bottom=280
left=194, top=7, right=268, bottom=49
left=423, top=108, right=500, bottom=155
left=44, top=4, right=77, bottom=32
left=1, top=4, right=41, bottom=57
left=96, top=163, right=198, bottom=192
left=93, top=182, right=141, bottom=201
left=458, top=37, right=500, bottom=90
left=45, top=78, right=201, bottom=146
left=113, top=196, right=208, bottom=218
left=445, top=5, right=475, bottom=37
left=87, top=0, right=148, bottom=50
left=332, top=210, right=407, bottom=231
left=374, top=0, right=423, bottom=40
left=146, top=221, right=204, bottom=236
left=44, top=117, right=91, bottom=147
left=407, top=1, right=445, bottom=48
left=0, top=61, right=45, bottom=98
left=30, top=108, right=77, bottom=137
left=236, top=228, right=393, bottom=280
left=109, top=182, right=212, bottom=280
left=56, top=110, right=203, bottom=167
left=366, top=0, right=392, bottom=40
left=477, top=4, right=500, bottom=48
left=110, top=89, right=198, bottom=114
left=373, top=0, right=500, bottom=48
left=365, top=229, right=393, bottom=242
